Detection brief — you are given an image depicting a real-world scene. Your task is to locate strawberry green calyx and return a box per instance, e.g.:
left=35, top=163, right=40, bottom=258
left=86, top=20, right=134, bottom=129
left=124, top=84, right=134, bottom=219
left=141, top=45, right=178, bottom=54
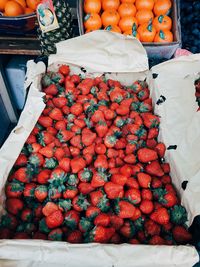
left=44, top=158, right=58, bottom=169
left=37, top=132, right=46, bottom=147
left=28, top=154, right=41, bottom=167
left=24, top=223, right=35, bottom=233
left=115, top=119, right=127, bottom=128
left=170, top=205, right=187, bottom=225
left=67, top=123, right=74, bottom=131
left=84, top=226, right=96, bottom=243
left=131, top=102, right=141, bottom=111
left=41, top=74, right=52, bottom=87
left=9, top=181, right=24, bottom=192
left=81, top=168, right=93, bottom=182
left=58, top=199, right=72, bottom=212
left=79, top=217, right=93, bottom=232
left=16, top=224, right=25, bottom=232
left=135, top=126, right=147, bottom=139
left=114, top=198, right=120, bottom=215
left=66, top=94, right=74, bottom=107
left=76, top=194, right=90, bottom=211
left=97, top=194, right=110, bottom=212
left=64, top=216, right=77, bottom=230
left=86, top=103, right=98, bottom=115
left=153, top=188, right=167, bottom=200
left=67, top=174, right=79, bottom=186
left=84, top=118, right=93, bottom=129
left=134, top=217, right=144, bottom=231
left=37, top=185, right=48, bottom=193
left=0, top=214, right=16, bottom=229
left=97, top=168, right=110, bottom=182
left=139, top=103, right=151, bottom=113
left=98, top=100, right=109, bottom=107
left=51, top=72, right=64, bottom=84
left=90, top=86, right=98, bottom=97
left=128, top=220, right=136, bottom=238
left=49, top=172, right=67, bottom=190
left=39, top=218, right=50, bottom=234
left=26, top=164, right=38, bottom=181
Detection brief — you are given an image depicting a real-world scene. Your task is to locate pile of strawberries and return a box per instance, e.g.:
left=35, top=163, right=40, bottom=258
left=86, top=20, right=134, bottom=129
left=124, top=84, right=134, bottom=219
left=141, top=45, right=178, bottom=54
left=0, top=65, right=192, bottom=245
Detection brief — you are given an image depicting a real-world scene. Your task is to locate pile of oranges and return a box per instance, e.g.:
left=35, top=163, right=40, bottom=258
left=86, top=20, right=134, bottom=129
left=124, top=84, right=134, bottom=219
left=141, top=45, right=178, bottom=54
left=84, top=0, right=174, bottom=43
left=0, top=0, right=39, bottom=16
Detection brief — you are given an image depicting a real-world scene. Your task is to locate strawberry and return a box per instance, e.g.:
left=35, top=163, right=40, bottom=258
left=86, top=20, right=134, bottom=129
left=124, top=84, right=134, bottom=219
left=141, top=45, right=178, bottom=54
left=148, top=128, right=159, bottom=139
left=137, top=148, right=158, bottom=163
left=6, top=198, right=23, bottom=215
left=58, top=158, right=71, bottom=172
left=161, top=163, right=170, bottom=174
left=91, top=169, right=109, bottom=188
left=139, top=200, right=154, bottom=214
left=111, top=173, right=127, bottom=186
left=78, top=168, right=93, bottom=182
left=23, top=183, right=36, bottom=197
left=14, top=167, right=32, bottom=183
left=120, top=220, right=136, bottom=239
left=94, top=155, right=108, bottom=169
left=141, top=189, right=152, bottom=200
left=46, top=210, right=64, bottom=229
left=130, top=207, right=142, bottom=221
left=172, top=226, right=192, bottom=244
left=21, top=208, right=32, bottom=222
left=146, top=139, right=158, bottom=148
left=71, top=157, right=86, bottom=173
left=150, top=207, right=170, bottom=225
left=86, top=226, right=110, bottom=243
left=86, top=206, right=100, bottom=219
left=126, top=177, right=139, bottom=189
left=13, top=232, right=30, bottom=239
left=64, top=210, right=80, bottom=230
left=49, top=108, right=64, bottom=121
left=144, top=219, right=161, bottom=236
left=141, top=113, right=160, bottom=128
left=94, top=213, right=110, bottom=227
left=104, top=182, right=124, bottom=199
left=72, top=194, right=90, bottom=212
left=154, top=188, right=178, bottom=208
left=42, top=202, right=59, bottom=217
left=37, top=169, right=51, bottom=184
left=63, top=186, right=78, bottom=199
left=14, top=154, right=27, bottom=167
left=28, top=152, right=44, bottom=167
left=145, top=161, right=164, bottom=177
left=115, top=200, right=136, bottom=219
left=137, top=88, right=149, bottom=101
left=124, top=154, right=136, bottom=164
left=34, top=185, right=48, bottom=202
left=59, top=65, right=70, bottom=76
left=48, top=228, right=63, bottom=241
left=90, top=190, right=109, bottom=212
left=125, top=188, right=141, bottom=204
left=155, top=143, right=166, bottom=158
left=137, top=172, right=151, bottom=188
left=120, top=164, right=132, bottom=177
left=110, top=233, right=121, bottom=244
left=52, top=97, right=67, bottom=108
left=149, top=235, right=166, bottom=245
left=5, top=181, right=24, bottom=198
left=39, top=146, right=54, bottom=158
left=57, top=129, right=74, bottom=142
left=109, top=214, right=124, bottom=230
left=129, top=238, right=140, bottom=244
left=38, top=131, right=55, bottom=146
left=0, top=228, right=12, bottom=239
left=33, top=232, right=47, bottom=240
left=67, top=230, right=83, bottom=243
left=78, top=217, right=93, bottom=233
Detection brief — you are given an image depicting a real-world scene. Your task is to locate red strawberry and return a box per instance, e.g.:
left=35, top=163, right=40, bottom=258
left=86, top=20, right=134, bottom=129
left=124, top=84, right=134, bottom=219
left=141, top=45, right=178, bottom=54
left=94, top=155, right=108, bottom=169
left=149, top=235, right=166, bottom=245
left=54, top=147, right=65, bottom=160
left=0, top=228, right=13, bottom=239
left=46, top=210, right=64, bottom=229
left=147, top=128, right=159, bottom=139
left=5, top=181, right=24, bottom=198
left=144, top=219, right=161, bottom=236
left=67, top=230, right=83, bottom=243
left=155, top=143, right=166, bottom=158
left=151, top=177, right=162, bottom=188
left=81, top=129, right=97, bottom=147
left=145, top=161, right=164, bottom=177
left=49, top=108, right=64, bottom=121
left=137, top=148, right=158, bottom=163
left=13, top=232, right=30, bottom=239
left=42, top=202, right=59, bottom=217
left=95, top=143, right=106, bottom=155
left=110, top=214, right=124, bottom=230
left=161, top=163, right=170, bottom=174
left=0, top=213, right=18, bottom=230
left=94, top=213, right=110, bottom=227
left=120, top=164, right=132, bottom=177
left=48, top=228, right=63, bottom=241
left=71, top=157, right=86, bottom=173
left=14, top=154, right=27, bottom=167
left=129, top=238, right=140, bottom=244
left=90, top=190, right=109, bottom=212
left=125, top=188, right=141, bottom=204
left=79, top=217, right=93, bottom=233
left=104, top=182, right=124, bottom=199
left=52, top=97, right=67, bottom=108
left=14, top=167, right=31, bottom=183
left=70, top=103, right=83, bottom=116
left=172, top=226, right=192, bottom=244
left=64, top=210, right=80, bottom=230
left=72, top=194, right=90, bottom=212
left=91, top=169, right=108, bottom=188
left=6, top=198, right=23, bottom=215
left=130, top=207, right=142, bottom=221
left=23, top=183, right=36, bottom=197
left=33, top=232, right=47, bottom=240
left=34, top=185, right=48, bottom=202
left=57, top=129, right=74, bottom=142
left=43, top=84, right=58, bottom=95
left=124, top=154, right=136, bottom=164
left=111, top=173, right=127, bottom=186
left=59, top=65, right=70, bottom=75
left=137, top=172, right=151, bottom=188
left=141, top=189, right=152, bottom=200
left=115, top=200, right=136, bottom=219
left=37, top=169, right=51, bottom=184
left=87, top=226, right=112, bottom=243
left=139, top=200, right=154, bottom=214
left=119, top=220, right=135, bottom=238
left=161, top=175, right=171, bottom=184
left=86, top=206, right=100, bottom=219
left=63, top=186, right=78, bottom=199
left=146, top=139, right=158, bottom=148
left=126, top=177, right=139, bottom=189
left=21, top=208, right=32, bottom=222
left=150, top=207, right=170, bottom=225
left=141, top=113, right=160, bottom=128
left=39, top=146, right=54, bottom=158
left=110, top=233, right=121, bottom=244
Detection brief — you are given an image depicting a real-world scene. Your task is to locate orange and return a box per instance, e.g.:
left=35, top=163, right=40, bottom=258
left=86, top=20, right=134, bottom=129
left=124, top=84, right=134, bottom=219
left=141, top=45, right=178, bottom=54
left=26, top=0, right=40, bottom=10
left=24, top=7, right=34, bottom=14
left=105, top=25, right=122, bottom=33
left=135, top=0, right=154, bottom=10
left=124, top=29, right=140, bottom=40
left=154, top=29, right=173, bottom=42
left=84, top=12, right=102, bottom=30
left=84, top=0, right=101, bottom=14
left=119, top=16, right=138, bottom=32
left=118, top=3, right=136, bottom=18
left=153, top=0, right=172, bottom=16
left=4, top=0, right=24, bottom=16
left=121, top=0, right=135, bottom=3
left=102, top=0, right=120, bottom=11
left=138, top=22, right=156, bottom=42
left=14, top=0, right=25, bottom=8
left=85, top=29, right=94, bottom=33
left=136, top=9, right=154, bottom=25
left=153, top=15, right=172, bottom=31
left=101, top=10, right=120, bottom=27
left=0, top=0, right=8, bottom=11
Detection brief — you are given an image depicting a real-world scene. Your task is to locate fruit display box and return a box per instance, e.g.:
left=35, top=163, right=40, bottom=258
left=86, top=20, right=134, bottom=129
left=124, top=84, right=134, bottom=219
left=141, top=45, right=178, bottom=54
left=0, top=31, right=199, bottom=266
left=77, top=0, right=181, bottom=59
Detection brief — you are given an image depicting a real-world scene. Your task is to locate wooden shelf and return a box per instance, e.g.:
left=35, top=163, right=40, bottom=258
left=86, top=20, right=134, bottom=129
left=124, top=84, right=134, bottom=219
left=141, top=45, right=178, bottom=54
left=0, top=36, right=41, bottom=55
